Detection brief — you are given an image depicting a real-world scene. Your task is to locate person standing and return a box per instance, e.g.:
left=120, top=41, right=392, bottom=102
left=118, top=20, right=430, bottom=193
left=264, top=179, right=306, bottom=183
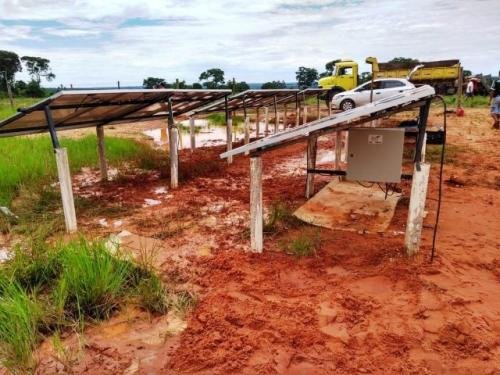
left=465, top=79, right=474, bottom=99
left=490, top=74, right=500, bottom=129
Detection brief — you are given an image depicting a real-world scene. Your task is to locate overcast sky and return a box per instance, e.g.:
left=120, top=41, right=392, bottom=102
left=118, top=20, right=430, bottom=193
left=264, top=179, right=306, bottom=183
left=1, top=0, right=499, bottom=87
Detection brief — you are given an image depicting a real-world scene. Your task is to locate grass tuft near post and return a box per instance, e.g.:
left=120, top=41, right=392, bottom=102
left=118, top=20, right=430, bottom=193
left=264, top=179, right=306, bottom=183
left=0, top=237, right=183, bottom=371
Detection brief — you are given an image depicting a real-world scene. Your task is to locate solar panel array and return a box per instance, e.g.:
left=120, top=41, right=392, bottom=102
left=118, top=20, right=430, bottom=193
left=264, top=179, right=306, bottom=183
left=220, top=85, right=436, bottom=158
left=193, top=89, right=299, bottom=114
left=0, top=89, right=231, bottom=137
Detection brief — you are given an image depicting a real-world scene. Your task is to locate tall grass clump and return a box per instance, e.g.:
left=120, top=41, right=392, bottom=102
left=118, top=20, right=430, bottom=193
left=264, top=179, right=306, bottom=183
left=0, top=238, right=176, bottom=371
left=55, top=240, right=132, bottom=320
left=0, top=134, right=154, bottom=207
left=0, top=278, right=43, bottom=372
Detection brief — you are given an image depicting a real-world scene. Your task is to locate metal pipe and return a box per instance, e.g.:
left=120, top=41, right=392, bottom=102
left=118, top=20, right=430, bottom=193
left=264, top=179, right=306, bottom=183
left=44, top=106, right=60, bottom=149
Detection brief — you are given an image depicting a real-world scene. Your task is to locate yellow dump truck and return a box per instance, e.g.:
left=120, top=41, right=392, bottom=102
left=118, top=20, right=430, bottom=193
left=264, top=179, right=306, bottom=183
left=318, top=58, right=461, bottom=97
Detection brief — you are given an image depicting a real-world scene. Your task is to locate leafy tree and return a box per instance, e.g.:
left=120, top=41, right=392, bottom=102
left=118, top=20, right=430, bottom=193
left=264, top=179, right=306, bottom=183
left=13, top=80, right=27, bottom=95
left=199, top=68, right=225, bottom=89
left=24, top=79, right=46, bottom=97
left=192, top=82, right=203, bottom=89
left=143, top=77, right=166, bottom=88
left=21, top=56, right=55, bottom=83
left=387, top=57, right=420, bottom=66
left=296, top=67, right=318, bottom=89
left=463, top=69, right=472, bottom=77
left=233, top=81, right=250, bottom=93
left=175, top=80, right=187, bottom=89
left=359, top=72, right=372, bottom=84
left=261, top=80, right=287, bottom=89
left=0, top=50, right=22, bottom=92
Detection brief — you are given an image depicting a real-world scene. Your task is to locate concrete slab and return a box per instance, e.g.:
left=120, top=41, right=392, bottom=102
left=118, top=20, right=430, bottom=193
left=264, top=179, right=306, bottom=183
left=293, top=179, right=400, bottom=233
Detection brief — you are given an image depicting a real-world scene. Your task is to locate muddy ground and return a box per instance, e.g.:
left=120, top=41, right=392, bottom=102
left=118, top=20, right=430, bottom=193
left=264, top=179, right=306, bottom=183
left=24, top=107, right=500, bottom=373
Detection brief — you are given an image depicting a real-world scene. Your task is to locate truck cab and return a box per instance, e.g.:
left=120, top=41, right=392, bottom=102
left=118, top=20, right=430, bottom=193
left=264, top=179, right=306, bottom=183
left=318, top=60, right=358, bottom=95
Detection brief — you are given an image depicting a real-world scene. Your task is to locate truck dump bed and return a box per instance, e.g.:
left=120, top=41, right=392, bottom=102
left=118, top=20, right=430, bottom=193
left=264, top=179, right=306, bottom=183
left=376, top=59, right=460, bottom=82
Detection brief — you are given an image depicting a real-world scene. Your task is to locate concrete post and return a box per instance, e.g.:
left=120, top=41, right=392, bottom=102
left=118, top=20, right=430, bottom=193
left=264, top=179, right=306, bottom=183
left=335, top=131, right=342, bottom=170
left=226, top=113, right=233, bottom=164
left=96, top=125, right=108, bottom=181
left=189, top=116, right=195, bottom=151
left=405, top=163, right=431, bottom=255
left=264, top=107, right=269, bottom=135
left=55, top=148, right=77, bottom=233
left=306, top=136, right=318, bottom=198
left=168, top=126, right=179, bottom=188
left=250, top=156, right=263, bottom=252
left=255, top=108, right=260, bottom=137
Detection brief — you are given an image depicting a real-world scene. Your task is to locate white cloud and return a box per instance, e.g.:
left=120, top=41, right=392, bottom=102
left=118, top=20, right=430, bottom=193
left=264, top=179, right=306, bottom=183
left=0, top=23, right=36, bottom=42
left=1, top=0, right=499, bottom=86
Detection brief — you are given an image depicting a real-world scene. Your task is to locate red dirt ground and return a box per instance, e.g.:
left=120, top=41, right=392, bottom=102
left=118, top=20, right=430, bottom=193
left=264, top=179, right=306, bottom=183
left=33, top=108, right=499, bottom=374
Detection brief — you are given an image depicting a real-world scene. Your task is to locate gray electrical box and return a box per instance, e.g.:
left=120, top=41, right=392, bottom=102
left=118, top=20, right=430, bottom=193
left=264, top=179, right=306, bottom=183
left=346, top=128, right=405, bottom=183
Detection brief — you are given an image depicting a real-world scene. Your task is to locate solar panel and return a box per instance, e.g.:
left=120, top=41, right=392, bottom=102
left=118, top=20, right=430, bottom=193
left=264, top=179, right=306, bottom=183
left=220, top=85, right=435, bottom=158
left=0, top=89, right=231, bottom=137
left=193, top=89, right=299, bottom=114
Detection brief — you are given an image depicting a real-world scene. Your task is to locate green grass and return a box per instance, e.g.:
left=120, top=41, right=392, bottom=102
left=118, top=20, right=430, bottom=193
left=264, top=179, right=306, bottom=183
left=206, top=112, right=244, bottom=127
left=0, top=97, right=43, bottom=121
left=264, top=201, right=303, bottom=234
left=54, top=240, right=134, bottom=320
left=0, top=134, right=154, bottom=207
left=442, top=95, right=490, bottom=108
left=0, top=238, right=179, bottom=372
left=280, top=228, right=322, bottom=257
left=0, top=278, right=43, bottom=372
left=403, top=144, right=471, bottom=166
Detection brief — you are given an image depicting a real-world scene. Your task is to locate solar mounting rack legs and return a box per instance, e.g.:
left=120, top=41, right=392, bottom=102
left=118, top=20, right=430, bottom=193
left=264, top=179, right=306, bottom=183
left=224, top=86, right=436, bottom=254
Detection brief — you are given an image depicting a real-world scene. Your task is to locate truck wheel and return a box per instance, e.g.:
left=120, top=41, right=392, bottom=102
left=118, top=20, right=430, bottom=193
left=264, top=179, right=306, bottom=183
left=340, top=99, right=355, bottom=111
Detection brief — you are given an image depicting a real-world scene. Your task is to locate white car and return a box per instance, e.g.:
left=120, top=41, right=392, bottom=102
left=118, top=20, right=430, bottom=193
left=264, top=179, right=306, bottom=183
left=332, top=78, right=415, bottom=111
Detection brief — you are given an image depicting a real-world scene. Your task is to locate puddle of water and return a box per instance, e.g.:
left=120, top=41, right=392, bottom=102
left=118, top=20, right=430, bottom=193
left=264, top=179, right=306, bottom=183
left=144, top=119, right=275, bottom=149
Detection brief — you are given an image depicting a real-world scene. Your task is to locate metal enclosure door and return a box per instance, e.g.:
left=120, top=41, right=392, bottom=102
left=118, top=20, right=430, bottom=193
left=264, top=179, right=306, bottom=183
left=346, top=128, right=405, bottom=183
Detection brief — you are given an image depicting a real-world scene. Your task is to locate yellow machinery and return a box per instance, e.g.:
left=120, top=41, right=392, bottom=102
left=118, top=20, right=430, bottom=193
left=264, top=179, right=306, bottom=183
left=318, top=57, right=461, bottom=97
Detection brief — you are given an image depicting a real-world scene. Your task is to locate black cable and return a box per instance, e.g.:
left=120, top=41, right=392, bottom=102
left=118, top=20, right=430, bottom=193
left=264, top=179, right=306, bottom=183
left=357, top=181, right=375, bottom=188
left=430, top=95, right=447, bottom=262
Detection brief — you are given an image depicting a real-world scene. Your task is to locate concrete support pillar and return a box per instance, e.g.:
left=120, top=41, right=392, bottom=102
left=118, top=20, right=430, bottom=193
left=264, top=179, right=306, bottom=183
left=189, top=116, right=195, bottom=151
left=250, top=156, right=263, bottom=252
left=317, top=95, right=321, bottom=120
left=168, top=126, right=179, bottom=188
left=255, top=108, right=260, bottom=137
left=342, top=131, right=348, bottom=162
left=96, top=125, right=108, bottom=181
left=305, top=135, right=318, bottom=199
left=264, top=107, right=269, bottom=136
left=303, top=105, right=308, bottom=124
left=244, top=116, right=250, bottom=155
left=335, top=131, right=342, bottom=171
left=226, top=113, right=233, bottom=164
left=55, top=148, right=77, bottom=233
left=284, top=104, right=288, bottom=128
left=296, top=105, right=300, bottom=127
left=421, top=133, right=427, bottom=163
left=405, top=163, right=431, bottom=255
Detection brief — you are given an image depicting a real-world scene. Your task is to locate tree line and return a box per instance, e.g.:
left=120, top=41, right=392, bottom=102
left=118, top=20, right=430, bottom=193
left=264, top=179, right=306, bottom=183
left=0, top=50, right=56, bottom=97
left=143, top=68, right=255, bottom=93
left=3, top=50, right=470, bottom=99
